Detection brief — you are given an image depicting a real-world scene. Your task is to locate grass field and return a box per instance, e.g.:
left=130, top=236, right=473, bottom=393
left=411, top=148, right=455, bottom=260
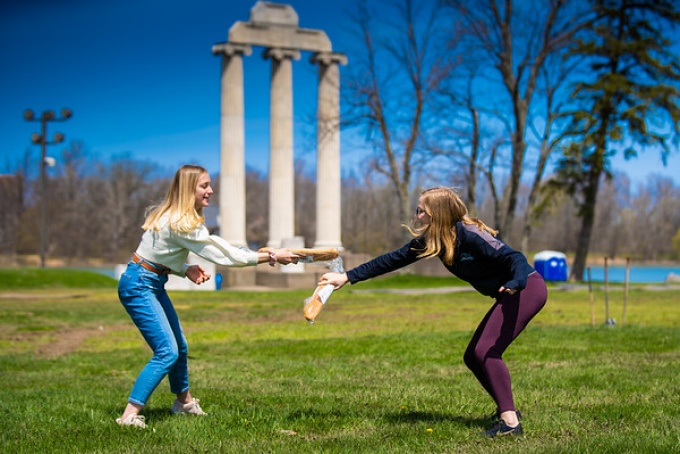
left=1, top=269, right=679, bottom=453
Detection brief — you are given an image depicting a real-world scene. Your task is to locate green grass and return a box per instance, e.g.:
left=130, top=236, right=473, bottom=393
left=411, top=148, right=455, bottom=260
left=348, top=273, right=468, bottom=289
left=0, top=268, right=118, bottom=290
left=1, top=269, right=679, bottom=453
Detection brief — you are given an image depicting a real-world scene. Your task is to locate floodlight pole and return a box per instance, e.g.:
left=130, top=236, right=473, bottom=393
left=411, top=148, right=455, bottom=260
left=24, top=108, right=72, bottom=268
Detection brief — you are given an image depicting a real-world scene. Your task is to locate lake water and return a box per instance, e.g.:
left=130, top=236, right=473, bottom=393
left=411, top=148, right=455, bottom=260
left=583, top=265, right=680, bottom=283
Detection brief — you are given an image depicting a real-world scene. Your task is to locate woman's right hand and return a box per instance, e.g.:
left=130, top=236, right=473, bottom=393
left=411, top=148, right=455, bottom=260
left=319, top=272, right=349, bottom=290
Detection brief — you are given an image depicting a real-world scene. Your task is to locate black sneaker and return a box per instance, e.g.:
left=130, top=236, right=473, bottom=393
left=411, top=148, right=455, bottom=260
left=484, top=420, right=524, bottom=438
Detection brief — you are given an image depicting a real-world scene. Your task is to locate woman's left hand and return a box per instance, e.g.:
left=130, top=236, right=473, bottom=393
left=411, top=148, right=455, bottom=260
left=498, top=286, right=517, bottom=295
left=319, top=272, right=349, bottom=290
left=187, top=264, right=211, bottom=284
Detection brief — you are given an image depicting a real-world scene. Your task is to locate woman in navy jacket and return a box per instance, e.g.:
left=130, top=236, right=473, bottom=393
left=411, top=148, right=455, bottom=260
left=320, top=187, right=547, bottom=437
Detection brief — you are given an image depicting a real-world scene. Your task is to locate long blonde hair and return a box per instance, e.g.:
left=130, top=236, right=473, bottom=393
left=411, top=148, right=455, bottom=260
left=406, top=187, right=498, bottom=266
left=142, top=164, right=207, bottom=233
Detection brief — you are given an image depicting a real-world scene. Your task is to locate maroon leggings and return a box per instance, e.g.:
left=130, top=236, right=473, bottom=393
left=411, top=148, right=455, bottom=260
left=463, top=272, right=547, bottom=413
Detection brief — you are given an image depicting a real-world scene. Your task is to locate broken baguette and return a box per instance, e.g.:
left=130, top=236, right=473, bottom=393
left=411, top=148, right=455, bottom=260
left=303, top=284, right=335, bottom=323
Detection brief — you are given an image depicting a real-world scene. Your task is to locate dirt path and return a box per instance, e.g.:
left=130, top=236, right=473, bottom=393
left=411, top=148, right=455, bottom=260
left=36, top=326, right=109, bottom=358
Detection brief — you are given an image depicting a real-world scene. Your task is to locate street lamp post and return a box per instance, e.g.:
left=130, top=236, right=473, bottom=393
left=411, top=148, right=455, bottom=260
left=24, top=108, right=72, bottom=268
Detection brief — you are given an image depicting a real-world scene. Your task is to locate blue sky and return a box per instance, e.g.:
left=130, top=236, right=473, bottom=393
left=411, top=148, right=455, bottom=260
left=0, top=0, right=353, bottom=177
left=1, top=0, right=677, bottom=185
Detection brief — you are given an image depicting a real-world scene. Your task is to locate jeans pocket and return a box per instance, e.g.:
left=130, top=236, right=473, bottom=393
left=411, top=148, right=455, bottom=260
left=118, top=267, right=146, bottom=300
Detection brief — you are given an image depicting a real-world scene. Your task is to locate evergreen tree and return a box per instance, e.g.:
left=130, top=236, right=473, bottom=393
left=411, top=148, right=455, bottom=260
left=553, top=0, right=680, bottom=281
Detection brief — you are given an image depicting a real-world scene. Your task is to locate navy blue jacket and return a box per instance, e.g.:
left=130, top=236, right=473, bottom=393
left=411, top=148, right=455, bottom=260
left=346, top=222, right=535, bottom=298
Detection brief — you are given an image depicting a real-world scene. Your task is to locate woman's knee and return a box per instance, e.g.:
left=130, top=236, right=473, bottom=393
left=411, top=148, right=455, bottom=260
left=463, top=347, right=483, bottom=369
left=465, top=341, right=499, bottom=367
left=153, top=342, right=180, bottom=368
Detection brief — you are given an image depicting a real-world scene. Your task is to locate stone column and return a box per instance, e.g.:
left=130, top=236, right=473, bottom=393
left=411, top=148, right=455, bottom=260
left=212, top=43, right=252, bottom=247
left=263, top=48, right=300, bottom=248
left=311, top=52, right=347, bottom=248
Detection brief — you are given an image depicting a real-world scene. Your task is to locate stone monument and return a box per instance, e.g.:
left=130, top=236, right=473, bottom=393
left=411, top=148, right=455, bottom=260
left=212, top=2, right=347, bottom=254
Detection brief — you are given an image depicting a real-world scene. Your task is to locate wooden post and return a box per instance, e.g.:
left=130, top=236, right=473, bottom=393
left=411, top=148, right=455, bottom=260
left=604, top=257, right=615, bottom=325
left=587, top=266, right=594, bottom=327
left=622, top=257, right=630, bottom=327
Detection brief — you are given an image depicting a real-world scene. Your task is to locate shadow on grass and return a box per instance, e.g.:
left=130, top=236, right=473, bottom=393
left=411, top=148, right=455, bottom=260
left=267, top=407, right=490, bottom=430
left=108, top=406, right=181, bottom=424
left=384, top=410, right=488, bottom=428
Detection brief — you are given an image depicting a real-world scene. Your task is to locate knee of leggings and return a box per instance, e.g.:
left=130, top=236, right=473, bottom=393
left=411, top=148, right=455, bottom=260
left=463, top=350, right=478, bottom=369
left=464, top=346, right=488, bottom=368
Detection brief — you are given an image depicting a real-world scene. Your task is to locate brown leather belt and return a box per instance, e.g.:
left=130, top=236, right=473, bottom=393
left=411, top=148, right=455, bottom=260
left=132, top=253, right=170, bottom=275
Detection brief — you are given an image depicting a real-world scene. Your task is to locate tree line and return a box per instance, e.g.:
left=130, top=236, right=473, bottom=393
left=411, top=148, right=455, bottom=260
left=340, top=0, right=680, bottom=279
left=2, top=0, right=679, bottom=279
left=2, top=144, right=678, bottom=273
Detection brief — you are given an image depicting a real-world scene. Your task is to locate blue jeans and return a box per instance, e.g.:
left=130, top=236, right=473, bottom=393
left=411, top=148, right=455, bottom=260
left=118, top=261, right=189, bottom=407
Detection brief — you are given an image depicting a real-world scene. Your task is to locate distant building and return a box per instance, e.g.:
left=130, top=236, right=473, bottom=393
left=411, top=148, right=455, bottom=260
left=0, top=174, right=23, bottom=259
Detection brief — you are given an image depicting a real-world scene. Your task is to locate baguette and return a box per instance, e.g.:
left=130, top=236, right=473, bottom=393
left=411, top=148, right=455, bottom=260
left=258, top=247, right=339, bottom=263
left=291, top=248, right=339, bottom=262
left=303, top=284, right=335, bottom=323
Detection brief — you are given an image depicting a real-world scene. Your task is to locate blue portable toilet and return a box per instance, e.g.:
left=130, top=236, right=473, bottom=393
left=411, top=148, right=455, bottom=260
left=534, top=250, right=568, bottom=281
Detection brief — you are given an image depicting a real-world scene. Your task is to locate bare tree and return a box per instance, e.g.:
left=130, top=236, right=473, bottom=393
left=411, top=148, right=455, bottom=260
left=627, top=178, right=680, bottom=261
left=520, top=52, right=583, bottom=252
left=427, top=62, right=507, bottom=218
left=11, top=148, right=37, bottom=257
left=88, top=156, right=163, bottom=262
left=343, top=0, right=460, bottom=229
left=245, top=168, right=268, bottom=248
left=341, top=170, right=403, bottom=255
left=294, top=159, right=317, bottom=246
left=590, top=177, right=620, bottom=257
left=46, top=142, right=90, bottom=262
left=441, top=0, right=590, bottom=239
left=673, top=226, right=680, bottom=259
left=526, top=189, right=577, bottom=255
left=0, top=174, right=23, bottom=258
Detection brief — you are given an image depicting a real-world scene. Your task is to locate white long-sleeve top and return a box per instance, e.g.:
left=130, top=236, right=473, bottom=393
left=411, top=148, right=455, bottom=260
left=134, top=218, right=258, bottom=275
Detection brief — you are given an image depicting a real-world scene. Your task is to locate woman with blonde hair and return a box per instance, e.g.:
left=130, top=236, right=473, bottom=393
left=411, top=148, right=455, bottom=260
left=320, top=187, right=547, bottom=437
left=116, top=164, right=300, bottom=429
